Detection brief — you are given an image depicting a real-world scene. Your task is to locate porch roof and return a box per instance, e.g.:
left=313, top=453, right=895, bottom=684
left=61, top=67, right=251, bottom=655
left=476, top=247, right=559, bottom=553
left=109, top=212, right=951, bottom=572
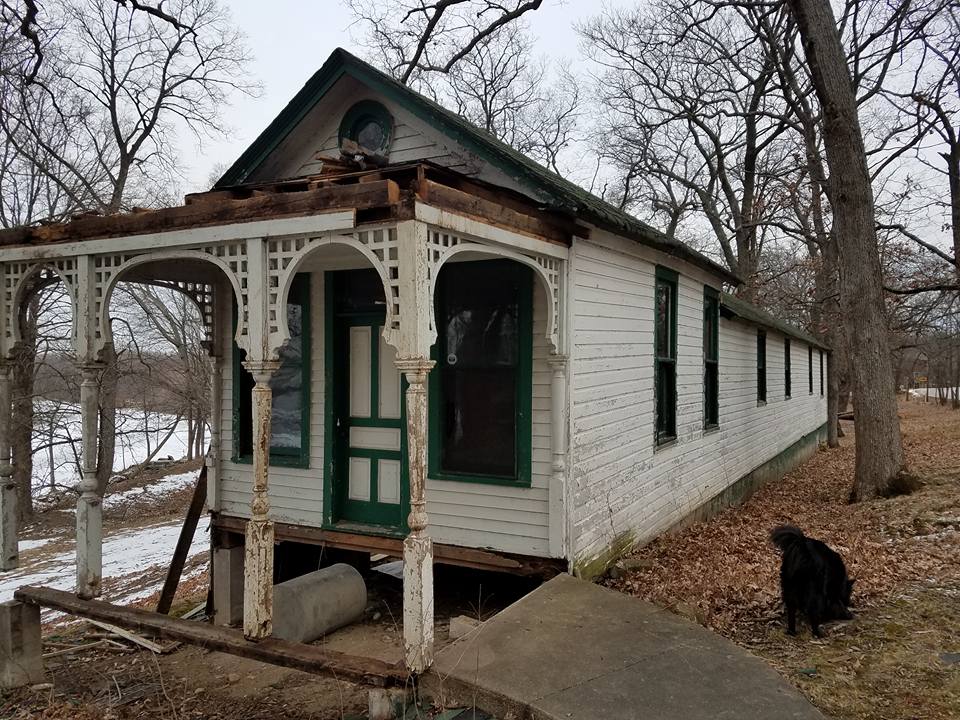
left=215, top=48, right=742, bottom=287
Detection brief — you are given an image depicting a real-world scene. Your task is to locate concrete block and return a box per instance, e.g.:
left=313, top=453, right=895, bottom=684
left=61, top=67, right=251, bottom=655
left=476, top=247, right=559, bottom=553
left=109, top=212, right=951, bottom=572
left=448, top=615, right=481, bottom=640
left=212, top=544, right=244, bottom=627
left=368, top=688, right=411, bottom=720
left=0, top=601, right=44, bottom=689
left=272, top=563, right=366, bottom=643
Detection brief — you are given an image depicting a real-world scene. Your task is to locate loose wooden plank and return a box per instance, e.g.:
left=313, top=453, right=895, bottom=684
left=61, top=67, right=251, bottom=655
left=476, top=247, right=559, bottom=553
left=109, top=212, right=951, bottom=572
left=418, top=179, right=571, bottom=245
left=86, top=619, right=172, bottom=654
left=0, top=180, right=399, bottom=248
left=157, top=466, right=207, bottom=615
left=15, top=586, right=407, bottom=686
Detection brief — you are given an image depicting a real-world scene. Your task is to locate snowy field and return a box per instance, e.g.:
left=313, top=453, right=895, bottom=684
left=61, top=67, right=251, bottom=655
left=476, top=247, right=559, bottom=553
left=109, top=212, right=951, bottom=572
left=31, top=401, right=192, bottom=494
left=907, top=387, right=959, bottom=400
left=2, top=514, right=210, bottom=606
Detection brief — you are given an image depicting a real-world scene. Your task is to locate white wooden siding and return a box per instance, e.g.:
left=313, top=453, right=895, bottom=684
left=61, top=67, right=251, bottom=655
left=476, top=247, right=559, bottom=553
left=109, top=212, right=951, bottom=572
left=571, top=234, right=827, bottom=567
left=216, top=266, right=554, bottom=557
left=246, top=75, right=536, bottom=199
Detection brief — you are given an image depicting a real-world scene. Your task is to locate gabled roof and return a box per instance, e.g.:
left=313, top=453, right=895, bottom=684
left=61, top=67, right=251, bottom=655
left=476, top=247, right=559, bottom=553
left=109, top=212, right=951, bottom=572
left=721, top=293, right=828, bottom=350
left=216, top=48, right=741, bottom=286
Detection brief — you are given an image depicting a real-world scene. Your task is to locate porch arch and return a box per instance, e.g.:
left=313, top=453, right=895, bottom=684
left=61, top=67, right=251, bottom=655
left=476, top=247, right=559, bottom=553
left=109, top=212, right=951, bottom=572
left=97, top=250, right=246, bottom=356
left=430, top=243, right=560, bottom=352
left=271, top=232, right=396, bottom=357
left=8, top=263, right=78, bottom=357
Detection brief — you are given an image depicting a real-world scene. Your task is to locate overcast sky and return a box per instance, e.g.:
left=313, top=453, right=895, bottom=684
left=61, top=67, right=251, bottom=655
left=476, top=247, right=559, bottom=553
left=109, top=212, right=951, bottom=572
left=178, top=0, right=614, bottom=194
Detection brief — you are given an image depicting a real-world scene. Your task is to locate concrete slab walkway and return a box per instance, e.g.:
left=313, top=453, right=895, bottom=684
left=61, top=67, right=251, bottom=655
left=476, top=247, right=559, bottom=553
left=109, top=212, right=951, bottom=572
left=424, top=574, right=825, bottom=720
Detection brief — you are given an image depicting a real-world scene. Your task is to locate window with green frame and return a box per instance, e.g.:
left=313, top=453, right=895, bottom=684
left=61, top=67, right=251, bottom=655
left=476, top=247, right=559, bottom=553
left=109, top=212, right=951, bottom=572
left=757, top=330, right=767, bottom=404
left=819, top=349, right=824, bottom=396
left=232, top=273, right=311, bottom=467
left=808, top=345, right=814, bottom=394
left=655, top=267, right=678, bottom=445
left=429, top=260, right=532, bottom=486
left=703, top=286, right=719, bottom=428
left=784, top=338, right=792, bottom=399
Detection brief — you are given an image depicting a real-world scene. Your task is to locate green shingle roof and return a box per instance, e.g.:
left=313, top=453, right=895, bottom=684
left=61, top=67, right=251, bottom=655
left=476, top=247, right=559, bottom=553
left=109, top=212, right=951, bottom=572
left=721, top=292, right=828, bottom=349
left=216, top=48, right=740, bottom=286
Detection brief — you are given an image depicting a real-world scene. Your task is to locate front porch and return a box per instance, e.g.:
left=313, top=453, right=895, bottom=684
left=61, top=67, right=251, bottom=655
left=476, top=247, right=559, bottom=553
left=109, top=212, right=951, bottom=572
left=0, top=162, right=574, bottom=675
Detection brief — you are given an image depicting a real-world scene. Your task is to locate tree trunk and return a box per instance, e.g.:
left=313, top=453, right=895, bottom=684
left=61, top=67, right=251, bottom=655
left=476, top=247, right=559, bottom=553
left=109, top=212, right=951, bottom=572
left=947, top=146, right=960, bottom=283
left=788, top=0, right=905, bottom=500
left=95, top=343, right=119, bottom=496
left=11, top=342, right=34, bottom=521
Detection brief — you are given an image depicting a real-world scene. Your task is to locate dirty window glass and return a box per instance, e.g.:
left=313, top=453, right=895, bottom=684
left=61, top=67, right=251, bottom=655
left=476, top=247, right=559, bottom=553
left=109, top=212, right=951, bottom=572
left=435, top=260, right=527, bottom=478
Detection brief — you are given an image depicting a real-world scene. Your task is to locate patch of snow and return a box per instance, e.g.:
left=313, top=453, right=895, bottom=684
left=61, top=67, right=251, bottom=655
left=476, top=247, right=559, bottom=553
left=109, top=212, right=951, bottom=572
left=0, top=515, right=210, bottom=603
left=103, top=469, right=200, bottom=509
left=31, top=401, right=195, bottom=493
left=18, top=537, right=53, bottom=552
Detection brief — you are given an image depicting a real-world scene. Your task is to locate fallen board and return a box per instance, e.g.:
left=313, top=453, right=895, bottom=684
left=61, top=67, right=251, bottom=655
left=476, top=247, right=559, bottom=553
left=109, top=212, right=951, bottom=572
left=15, top=586, right=407, bottom=687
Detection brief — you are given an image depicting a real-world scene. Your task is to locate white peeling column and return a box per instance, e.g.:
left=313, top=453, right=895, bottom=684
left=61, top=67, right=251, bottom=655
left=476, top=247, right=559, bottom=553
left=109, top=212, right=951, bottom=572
left=396, top=357, right=435, bottom=673
left=547, top=354, right=568, bottom=557
left=76, top=364, right=102, bottom=598
left=0, top=362, right=17, bottom=571
left=242, top=360, right=279, bottom=640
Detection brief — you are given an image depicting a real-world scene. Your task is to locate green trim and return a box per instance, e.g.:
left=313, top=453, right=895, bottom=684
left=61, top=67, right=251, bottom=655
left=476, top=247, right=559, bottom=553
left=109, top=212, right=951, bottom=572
left=819, top=349, right=824, bottom=396
left=784, top=338, right=792, bottom=399
left=808, top=345, right=814, bottom=395
left=654, top=266, right=679, bottom=446
left=757, top=329, right=767, bottom=404
left=338, top=100, right=394, bottom=156
left=231, top=274, right=311, bottom=468
left=214, top=48, right=740, bottom=286
left=323, top=270, right=410, bottom=532
left=429, top=260, right=534, bottom=488
left=703, top=286, right=720, bottom=429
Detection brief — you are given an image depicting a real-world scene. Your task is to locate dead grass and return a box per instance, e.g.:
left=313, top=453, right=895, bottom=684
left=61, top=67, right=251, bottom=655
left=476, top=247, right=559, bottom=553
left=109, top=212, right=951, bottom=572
left=606, top=400, right=960, bottom=719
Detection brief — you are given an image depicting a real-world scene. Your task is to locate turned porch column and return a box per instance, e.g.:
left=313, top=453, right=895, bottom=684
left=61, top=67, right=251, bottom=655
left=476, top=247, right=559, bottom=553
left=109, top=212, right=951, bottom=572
left=76, top=363, right=102, bottom=598
left=547, top=354, right=568, bottom=557
left=396, top=356, right=435, bottom=673
left=0, top=362, right=17, bottom=571
left=242, top=360, right=279, bottom=640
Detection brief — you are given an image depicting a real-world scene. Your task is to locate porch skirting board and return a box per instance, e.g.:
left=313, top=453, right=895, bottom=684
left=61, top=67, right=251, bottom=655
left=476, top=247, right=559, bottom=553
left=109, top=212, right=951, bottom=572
left=574, top=422, right=828, bottom=580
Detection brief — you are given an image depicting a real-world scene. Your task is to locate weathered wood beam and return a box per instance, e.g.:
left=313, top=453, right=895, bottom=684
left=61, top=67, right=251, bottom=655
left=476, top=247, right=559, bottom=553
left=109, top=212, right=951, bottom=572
left=14, top=586, right=407, bottom=687
left=416, top=179, right=573, bottom=245
left=156, top=466, right=207, bottom=615
left=212, top=515, right=565, bottom=578
left=0, top=181, right=400, bottom=248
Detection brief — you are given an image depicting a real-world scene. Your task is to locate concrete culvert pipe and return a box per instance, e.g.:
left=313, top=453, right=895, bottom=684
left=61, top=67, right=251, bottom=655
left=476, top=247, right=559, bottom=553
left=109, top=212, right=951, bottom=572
left=271, top=563, right=368, bottom=643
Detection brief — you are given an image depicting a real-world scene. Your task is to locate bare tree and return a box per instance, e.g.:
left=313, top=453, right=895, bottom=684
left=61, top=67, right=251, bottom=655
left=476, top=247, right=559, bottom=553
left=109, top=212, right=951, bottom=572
left=1, top=0, right=254, bottom=511
left=348, top=0, right=544, bottom=85
left=580, top=3, right=794, bottom=292
left=350, top=5, right=581, bottom=175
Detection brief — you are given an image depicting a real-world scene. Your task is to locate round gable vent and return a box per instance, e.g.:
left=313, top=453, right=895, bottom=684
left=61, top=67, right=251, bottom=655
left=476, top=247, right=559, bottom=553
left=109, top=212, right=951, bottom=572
left=338, top=100, right=393, bottom=162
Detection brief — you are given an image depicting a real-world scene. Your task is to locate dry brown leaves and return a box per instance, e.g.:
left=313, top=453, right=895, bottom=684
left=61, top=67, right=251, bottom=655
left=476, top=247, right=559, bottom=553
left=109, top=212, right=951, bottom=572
left=604, top=401, right=960, bottom=642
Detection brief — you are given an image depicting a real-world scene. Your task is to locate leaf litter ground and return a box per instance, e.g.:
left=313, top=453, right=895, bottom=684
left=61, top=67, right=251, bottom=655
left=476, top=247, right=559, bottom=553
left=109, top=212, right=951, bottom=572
left=605, top=400, right=960, bottom=720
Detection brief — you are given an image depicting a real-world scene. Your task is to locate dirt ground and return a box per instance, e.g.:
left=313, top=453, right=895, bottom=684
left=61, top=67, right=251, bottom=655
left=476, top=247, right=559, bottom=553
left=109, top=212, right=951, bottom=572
left=606, top=400, right=960, bottom=720
left=1, top=563, right=533, bottom=719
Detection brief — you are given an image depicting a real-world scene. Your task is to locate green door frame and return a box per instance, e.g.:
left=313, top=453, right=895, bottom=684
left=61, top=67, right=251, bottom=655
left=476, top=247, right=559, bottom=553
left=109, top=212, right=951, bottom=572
left=323, top=271, right=409, bottom=536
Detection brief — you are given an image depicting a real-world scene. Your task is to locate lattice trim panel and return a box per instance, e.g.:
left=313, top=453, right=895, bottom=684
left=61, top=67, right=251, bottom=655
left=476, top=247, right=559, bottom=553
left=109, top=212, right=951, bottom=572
left=2, top=259, right=79, bottom=351
left=267, top=228, right=399, bottom=355
left=426, top=228, right=562, bottom=350
left=92, top=242, right=248, bottom=354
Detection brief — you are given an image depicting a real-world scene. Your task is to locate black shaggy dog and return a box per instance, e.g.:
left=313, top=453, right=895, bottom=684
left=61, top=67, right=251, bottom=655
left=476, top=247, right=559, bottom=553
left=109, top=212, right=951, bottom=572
left=770, top=525, right=854, bottom=637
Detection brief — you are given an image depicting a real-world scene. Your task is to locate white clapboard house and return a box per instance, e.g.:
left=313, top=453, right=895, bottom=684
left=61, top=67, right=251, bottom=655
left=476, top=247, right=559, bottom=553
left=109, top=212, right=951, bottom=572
left=0, top=49, right=827, bottom=671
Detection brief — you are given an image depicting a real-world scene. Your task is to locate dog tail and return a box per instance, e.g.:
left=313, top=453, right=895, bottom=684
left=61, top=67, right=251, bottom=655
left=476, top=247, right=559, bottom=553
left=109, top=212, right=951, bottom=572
left=770, top=525, right=805, bottom=552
